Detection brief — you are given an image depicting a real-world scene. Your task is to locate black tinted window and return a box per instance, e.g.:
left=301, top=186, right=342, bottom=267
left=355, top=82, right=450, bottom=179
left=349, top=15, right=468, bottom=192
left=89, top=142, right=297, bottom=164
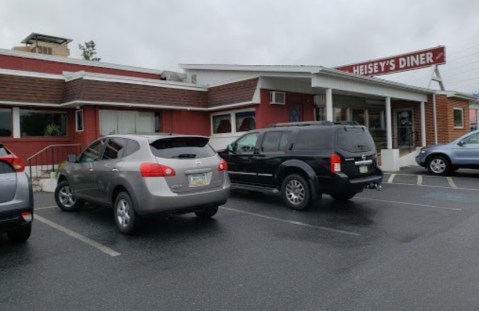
left=150, top=137, right=215, bottom=159
left=336, top=127, right=375, bottom=152
left=124, top=140, right=140, bottom=157
left=262, top=131, right=291, bottom=152
left=79, top=140, right=105, bottom=163
left=234, top=132, right=259, bottom=155
left=293, top=129, right=332, bottom=150
left=103, top=138, right=128, bottom=160
left=0, top=161, right=14, bottom=174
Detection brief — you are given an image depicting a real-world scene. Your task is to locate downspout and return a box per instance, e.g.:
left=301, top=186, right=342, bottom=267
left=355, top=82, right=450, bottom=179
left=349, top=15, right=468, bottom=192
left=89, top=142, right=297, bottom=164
left=433, top=93, right=438, bottom=144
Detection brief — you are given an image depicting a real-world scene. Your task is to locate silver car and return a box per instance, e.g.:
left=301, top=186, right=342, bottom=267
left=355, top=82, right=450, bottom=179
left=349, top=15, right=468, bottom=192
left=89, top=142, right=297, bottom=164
left=55, top=134, right=230, bottom=234
left=0, top=143, right=34, bottom=243
left=416, top=129, right=479, bottom=175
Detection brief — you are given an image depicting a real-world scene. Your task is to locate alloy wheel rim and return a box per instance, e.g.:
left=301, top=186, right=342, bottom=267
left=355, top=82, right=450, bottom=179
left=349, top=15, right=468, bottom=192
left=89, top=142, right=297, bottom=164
left=431, top=159, right=446, bottom=173
left=285, top=179, right=305, bottom=205
left=116, top=199, right=131, bottom=228
left=59, top=185, right=75, bottom=208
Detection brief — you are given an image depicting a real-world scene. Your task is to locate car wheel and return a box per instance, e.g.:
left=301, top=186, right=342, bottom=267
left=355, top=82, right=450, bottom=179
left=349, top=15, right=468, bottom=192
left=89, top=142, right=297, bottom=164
left=114, top=192, right=138, bottom=235
left=427, top=156, right=450, bottom=176
left=281, top=174, right=311, bottom=210
left=330, top=190, right=356, bottom=202
left=7, top=224, right=32, bottom=243
left=55, top=181, right=84, bottom=211
left=195, top=205, right=219, bottom=219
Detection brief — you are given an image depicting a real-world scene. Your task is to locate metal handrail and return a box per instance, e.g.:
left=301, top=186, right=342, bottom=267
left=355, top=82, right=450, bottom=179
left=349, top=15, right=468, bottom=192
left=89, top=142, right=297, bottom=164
left=27, top=144, right=82, bottom=180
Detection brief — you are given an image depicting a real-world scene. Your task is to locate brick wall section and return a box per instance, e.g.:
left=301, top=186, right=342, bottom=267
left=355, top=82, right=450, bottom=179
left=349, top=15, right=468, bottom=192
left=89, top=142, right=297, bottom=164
left=436, top=94, right=470, bottom=142
left=0, top=74, right=64, bottom=104
left=0, top=55, right=163, bottom=80
left=207, top=78, right=259, bottom=107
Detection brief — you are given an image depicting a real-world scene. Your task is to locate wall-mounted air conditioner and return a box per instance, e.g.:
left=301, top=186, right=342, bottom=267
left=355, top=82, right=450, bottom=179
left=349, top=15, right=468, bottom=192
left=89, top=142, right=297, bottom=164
left=269, top=91, right=285, bottom=105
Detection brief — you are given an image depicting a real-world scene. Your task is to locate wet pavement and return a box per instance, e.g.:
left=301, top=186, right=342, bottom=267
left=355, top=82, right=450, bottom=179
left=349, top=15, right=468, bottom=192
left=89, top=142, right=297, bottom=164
left=1, top=167, right=479, bottom=310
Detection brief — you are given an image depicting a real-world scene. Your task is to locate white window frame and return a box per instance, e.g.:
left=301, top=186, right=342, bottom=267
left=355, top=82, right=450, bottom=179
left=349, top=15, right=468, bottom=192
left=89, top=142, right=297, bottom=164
left=210, top=108, right=256, bottom=137
left=453, top=107, right=464, bottom=129
left=75, top=109, right=84, bottom=132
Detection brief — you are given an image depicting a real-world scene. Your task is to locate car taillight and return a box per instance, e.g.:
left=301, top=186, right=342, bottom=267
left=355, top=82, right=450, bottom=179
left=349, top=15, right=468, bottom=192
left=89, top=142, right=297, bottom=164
left=330, top=153, right=341, bottom=173
left=21, top=212, right=33, bottom=222
left=218, top=158, right=228, bottom=171
left=0, top=156, right=25, bottom=172
left=140, top=163, right=176, bottom=177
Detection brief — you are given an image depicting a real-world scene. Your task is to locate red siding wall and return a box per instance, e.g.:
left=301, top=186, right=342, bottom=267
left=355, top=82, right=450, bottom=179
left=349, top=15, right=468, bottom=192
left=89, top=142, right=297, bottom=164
left=0, top=54, right=162, bottom=79
left=161, top=110, right=210, bottom=135
left=256, top=89, right=315, bottom=128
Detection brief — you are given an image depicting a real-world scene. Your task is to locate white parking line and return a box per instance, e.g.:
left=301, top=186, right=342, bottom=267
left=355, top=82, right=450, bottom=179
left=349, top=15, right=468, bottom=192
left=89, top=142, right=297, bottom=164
left=221, top=207, right=360, bottom=236
left=388, top=182, right=479, bottom=192
left=387, top=174, right=396, bottom=183
left=355, top=197, right=462, bottom=211
left=35, top=215, right=121, bottom=257
left=417, top=175, right=423, bottom=186
left=447, top=177, right=458, bottom=189
left=35, top=206, right=57, bottom=210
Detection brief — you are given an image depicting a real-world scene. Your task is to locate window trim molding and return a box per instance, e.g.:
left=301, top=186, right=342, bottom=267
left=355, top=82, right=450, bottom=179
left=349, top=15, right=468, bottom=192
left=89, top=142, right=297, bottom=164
left=210, top=108, right=256, bottom=137
left=453, top=107, right=464, bottom=129
left=75, top=109, right=84, bottom=132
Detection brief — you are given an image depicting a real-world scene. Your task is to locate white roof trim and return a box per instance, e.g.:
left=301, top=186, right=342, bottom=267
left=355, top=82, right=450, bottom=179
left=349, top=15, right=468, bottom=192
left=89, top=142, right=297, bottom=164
left=0, top=48, right=165, bottom=75
left=64, top=71, right=207, bottom=92
left=436, top=91, right=478, bottom=101
left=180, top=63, right=322, bottom=74
left=0, top=100, right=60, bottom=107
left=0, top=68, right=64, bottom=80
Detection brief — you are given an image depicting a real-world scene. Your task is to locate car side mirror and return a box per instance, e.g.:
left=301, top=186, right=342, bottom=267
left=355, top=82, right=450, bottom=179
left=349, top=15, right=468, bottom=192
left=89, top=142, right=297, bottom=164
left=67, top=154, right=77, bottom=163
left=227, top=144, right=236, bottom=154
left=458, top=140, right=465, bottom=147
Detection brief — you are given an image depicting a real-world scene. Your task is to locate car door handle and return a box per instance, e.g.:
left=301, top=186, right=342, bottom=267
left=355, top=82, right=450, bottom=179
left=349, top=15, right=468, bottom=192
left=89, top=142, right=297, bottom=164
left=111, top=168, right=119, bottom=172
left=88, top=168, right=93, bottom=172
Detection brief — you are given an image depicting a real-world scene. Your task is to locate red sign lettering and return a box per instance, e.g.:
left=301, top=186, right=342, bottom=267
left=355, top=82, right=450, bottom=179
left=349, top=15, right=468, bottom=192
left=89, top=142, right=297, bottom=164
left=335, top=46, right=446, bottom=76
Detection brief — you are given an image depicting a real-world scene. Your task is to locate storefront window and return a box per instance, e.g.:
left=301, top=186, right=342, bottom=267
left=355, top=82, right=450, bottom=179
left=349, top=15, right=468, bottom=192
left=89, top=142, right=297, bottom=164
left=236, top=111, right=256, bottom=132
left=0, top=108, right=12, bottom=137
left=75, top=110, right=84, bottom=132
left=454, top=108, right=464, bottom=128
left=20, top=109, right=67, bottom=137
left=99, top=110, right=156, bottom=135
left=369, top=110, right=384, bottom=129
left=352, top=109, right=365, bottom=125
left=334, top=107, right=347, bottom=122
left=213, top=114, right=232, bottom=134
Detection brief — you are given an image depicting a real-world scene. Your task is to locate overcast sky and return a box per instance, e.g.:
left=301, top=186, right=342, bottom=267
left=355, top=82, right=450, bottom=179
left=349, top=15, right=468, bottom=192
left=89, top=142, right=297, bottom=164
left=1, top=0, right=478, bottom=94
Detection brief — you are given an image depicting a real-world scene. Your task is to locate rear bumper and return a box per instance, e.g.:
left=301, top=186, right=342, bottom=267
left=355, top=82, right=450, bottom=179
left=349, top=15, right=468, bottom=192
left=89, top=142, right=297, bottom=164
left=131, top=175, right=231, bottom=216
left=317, top=169, right=383, bottom=194
left=0, top=207, right=33, bottom=233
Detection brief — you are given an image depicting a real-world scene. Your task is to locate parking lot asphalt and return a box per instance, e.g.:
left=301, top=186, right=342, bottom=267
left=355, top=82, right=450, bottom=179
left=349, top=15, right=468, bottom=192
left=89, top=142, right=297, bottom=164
left=1, top=167, right=479, bottom=311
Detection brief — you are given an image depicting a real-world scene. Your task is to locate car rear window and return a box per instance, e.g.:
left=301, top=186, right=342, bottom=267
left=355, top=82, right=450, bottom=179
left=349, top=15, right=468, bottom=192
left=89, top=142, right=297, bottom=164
left=150, top=137, right=216, bottom=159
left=336, top=127, right=375, bottom=153
left=0, top=145, right=9, bottom=157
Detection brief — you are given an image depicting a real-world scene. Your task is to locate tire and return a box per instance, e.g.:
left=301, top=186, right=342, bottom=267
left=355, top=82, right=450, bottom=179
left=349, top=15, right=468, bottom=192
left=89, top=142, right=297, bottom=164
left=330, top=190, right=356, bottom=202
left=427, top=155, right=450, bottom=176
left=281, top=174, right=311, bottom=210
left=114, top=192, right=138, bottom=235
left=7, top=224, right=32, bottom=243
left=55, top=181, right=84, bottom=211
left=195, top=205, right=219, bottom=219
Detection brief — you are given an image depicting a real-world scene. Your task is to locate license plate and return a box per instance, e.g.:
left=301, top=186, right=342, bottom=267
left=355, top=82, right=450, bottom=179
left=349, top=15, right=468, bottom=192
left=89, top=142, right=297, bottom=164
left=189, top=173, right=208, bottom=187
left=359, top=166, right=368, bottom=174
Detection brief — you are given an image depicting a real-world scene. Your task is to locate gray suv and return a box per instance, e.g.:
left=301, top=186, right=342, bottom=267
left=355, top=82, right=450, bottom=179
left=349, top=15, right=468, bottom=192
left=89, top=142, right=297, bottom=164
left=55, top=134, right=230, bottom=234
left=416, top=130, right=479, bottom=175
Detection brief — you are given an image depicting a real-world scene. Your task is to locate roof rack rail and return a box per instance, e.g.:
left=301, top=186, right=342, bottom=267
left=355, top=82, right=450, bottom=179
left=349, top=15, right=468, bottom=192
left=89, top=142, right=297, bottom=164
left=270, top=121, right=360, bottom=127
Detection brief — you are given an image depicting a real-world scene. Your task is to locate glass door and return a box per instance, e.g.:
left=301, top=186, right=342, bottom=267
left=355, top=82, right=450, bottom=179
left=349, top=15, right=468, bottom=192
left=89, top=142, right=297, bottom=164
left=396, top=110, right=414, bottom=147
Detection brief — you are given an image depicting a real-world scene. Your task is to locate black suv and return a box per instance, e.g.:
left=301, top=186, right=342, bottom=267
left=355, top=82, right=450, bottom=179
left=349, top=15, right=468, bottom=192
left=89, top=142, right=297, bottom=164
left=219, top=121, right=383, bottom=210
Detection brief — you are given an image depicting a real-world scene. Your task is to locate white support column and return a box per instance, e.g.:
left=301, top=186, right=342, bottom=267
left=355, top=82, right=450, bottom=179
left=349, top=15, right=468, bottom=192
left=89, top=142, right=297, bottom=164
left=385, top=97, right=392, bottom=149
left=12, top=107, right=20, bottom=138
left=326, top=88, right=333, bottom=122
left=420, top=101, right=426, bottom=146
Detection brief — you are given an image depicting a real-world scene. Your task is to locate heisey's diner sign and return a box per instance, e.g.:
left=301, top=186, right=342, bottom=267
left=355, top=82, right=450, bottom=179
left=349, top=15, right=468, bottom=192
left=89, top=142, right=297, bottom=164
left=335, top=46, right=446, bottom=76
